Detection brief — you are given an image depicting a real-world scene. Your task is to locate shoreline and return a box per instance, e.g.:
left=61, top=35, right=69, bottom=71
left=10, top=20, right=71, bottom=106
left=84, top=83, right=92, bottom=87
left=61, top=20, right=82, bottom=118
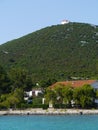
left=1, top=108, right=98, bottom=115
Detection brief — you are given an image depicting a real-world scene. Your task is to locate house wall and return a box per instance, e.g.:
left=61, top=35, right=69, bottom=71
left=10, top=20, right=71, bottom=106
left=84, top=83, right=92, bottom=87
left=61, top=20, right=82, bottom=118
left=91, top=81, right=98, bottom=105
left=91, top=81, right=98, bottom=90
left=35, top=90, right=43, bottom=96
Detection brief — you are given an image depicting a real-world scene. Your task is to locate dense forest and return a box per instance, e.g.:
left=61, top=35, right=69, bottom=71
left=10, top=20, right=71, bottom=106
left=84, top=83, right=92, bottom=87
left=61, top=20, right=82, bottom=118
left=0, top=65, right=98, bottom=109
left=0, top=65, right=57, bottom=109
left=0, top=22, right=98, bottom=82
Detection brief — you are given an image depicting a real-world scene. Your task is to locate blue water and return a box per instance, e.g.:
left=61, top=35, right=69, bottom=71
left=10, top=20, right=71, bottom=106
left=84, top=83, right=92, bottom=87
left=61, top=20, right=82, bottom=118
left=0, top=115, right=98, bottom=130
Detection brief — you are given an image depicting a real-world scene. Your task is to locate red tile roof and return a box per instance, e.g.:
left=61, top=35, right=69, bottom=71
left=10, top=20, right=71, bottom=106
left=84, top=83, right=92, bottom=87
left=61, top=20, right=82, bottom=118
left=51, top=80, right=96, bottom=88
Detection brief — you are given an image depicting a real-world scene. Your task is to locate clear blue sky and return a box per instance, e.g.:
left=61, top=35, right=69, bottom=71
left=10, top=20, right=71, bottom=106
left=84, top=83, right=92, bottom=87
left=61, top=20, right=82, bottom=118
left=0, top=0, right=98, bottom=45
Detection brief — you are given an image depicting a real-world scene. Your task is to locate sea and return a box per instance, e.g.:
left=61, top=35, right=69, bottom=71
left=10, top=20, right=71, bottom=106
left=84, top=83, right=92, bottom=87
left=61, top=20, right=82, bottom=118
left=0, top=115, right=98, bottom=130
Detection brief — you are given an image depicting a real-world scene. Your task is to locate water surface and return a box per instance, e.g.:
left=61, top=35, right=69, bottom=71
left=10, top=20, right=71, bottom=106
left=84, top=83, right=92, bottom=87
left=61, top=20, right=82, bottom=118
left=0, top=115, right=98, bottom=130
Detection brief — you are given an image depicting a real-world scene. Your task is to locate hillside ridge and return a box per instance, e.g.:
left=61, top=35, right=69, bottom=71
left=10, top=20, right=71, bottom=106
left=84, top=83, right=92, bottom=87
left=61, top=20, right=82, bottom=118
left=0, top=22, right=98, bottom=81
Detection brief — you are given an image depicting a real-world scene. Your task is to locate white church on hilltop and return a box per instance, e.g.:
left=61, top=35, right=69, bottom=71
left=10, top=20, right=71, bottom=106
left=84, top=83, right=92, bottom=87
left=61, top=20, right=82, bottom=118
left=61, top=19, right=70, bottom=24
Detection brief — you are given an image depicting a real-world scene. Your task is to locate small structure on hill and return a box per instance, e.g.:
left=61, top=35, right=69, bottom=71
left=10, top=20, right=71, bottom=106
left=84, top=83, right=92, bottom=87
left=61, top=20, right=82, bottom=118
left=61, top=19, right=70, bottom=24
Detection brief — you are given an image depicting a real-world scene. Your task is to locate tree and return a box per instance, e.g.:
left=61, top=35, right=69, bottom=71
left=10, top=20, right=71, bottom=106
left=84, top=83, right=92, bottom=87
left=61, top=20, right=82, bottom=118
left=45, top=88, right=56, bottom=105
left=73, top=87, right=82, bottom=107
left=13, top=88, right=24, bottom=103
left=8, top=68, right=33, bottom=91
left=73, top=84, right=95, bottom=108
left=96, top=90, right=98, bottom=99
left=0, top=65, right=11, bottom=94
left=39, top=78, right=57, bottom=88
left=62, top=86, right=73, bottom=106
left=0, top=88, right=24, bottom=109
left=7, top=95, right=19, bottom=109
left=45, top=84, right=73, bottom=108
left=54, top=84, right=64, bottom=105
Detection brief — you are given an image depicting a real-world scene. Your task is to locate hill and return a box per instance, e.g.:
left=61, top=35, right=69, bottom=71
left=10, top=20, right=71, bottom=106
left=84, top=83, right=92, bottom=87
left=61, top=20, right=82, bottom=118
left=0, top=22, right=98, bottom=81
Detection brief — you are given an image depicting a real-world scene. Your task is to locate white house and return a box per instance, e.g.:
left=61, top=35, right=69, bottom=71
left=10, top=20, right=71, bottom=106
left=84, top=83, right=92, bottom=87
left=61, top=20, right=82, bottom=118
left=24, top=91, right=33, bottom=101
left=32, top=89, right=43, bottom=96
left=25, top=91, right=32, bottom=97
left=24, top=89, right=43, bottom=101
left=51, top=80, right=98, bottom=106
left=61, top=19, right=70, bottom=25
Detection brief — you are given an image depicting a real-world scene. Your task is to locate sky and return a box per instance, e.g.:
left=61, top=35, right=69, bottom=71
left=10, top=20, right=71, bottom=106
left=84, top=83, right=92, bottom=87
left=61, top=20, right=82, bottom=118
left=0, top=0, right=98, bottom=45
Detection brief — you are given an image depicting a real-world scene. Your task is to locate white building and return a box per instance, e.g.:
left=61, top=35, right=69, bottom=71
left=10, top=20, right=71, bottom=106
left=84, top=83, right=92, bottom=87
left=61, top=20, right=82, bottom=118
left=25, top=91, right=32, bottom=97
left=34, top=89, right=43, bottom=96
left=61, top=19, right=70, bottom=25
left=24, top=89, right=43, bottom=101
left=42, top=98, right=45, bottom=104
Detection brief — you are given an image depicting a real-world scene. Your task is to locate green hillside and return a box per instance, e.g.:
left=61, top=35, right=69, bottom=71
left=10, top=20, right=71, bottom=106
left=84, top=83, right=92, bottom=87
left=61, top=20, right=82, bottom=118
left=0, top=22, right=98, bottom=81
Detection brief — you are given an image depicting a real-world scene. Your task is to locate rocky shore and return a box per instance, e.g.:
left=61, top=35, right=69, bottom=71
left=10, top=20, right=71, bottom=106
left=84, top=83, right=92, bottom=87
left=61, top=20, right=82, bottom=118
left=0, top=108, right=98, bottom=115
